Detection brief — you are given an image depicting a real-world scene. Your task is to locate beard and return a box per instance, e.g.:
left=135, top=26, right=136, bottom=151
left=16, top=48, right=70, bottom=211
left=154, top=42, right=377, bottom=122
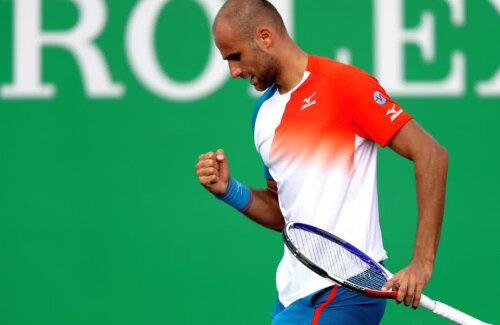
left=251, top=45, right=279, bottom=91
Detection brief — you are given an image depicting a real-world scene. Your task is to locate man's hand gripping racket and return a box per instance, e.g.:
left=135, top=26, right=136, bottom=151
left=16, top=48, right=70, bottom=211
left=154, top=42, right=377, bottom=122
left=283, top=222, right=491, bottom=325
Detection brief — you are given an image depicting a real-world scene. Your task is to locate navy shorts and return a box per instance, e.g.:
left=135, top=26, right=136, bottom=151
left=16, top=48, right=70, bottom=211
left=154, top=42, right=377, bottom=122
left=271, top=285, right=386, bottom=325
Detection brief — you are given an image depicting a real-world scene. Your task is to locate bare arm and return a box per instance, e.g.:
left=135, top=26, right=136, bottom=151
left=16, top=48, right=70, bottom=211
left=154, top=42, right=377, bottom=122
left=196, top=149, right=284, bottom=231
left=382, top=120, right=448, bottom=309
left=244, top=179, right=284, bottom=230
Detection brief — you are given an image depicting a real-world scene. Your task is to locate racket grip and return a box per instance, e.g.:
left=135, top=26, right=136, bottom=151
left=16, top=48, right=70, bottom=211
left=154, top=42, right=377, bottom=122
left=420, top=295, right=491, bottom=325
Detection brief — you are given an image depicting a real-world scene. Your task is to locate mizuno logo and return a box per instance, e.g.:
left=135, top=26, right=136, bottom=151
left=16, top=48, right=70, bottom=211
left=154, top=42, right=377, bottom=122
left=301, top=91, right=317, bottom=110
left=385, top=104, right=397, bottom=116
left=386, top=104, right=403, bottom=122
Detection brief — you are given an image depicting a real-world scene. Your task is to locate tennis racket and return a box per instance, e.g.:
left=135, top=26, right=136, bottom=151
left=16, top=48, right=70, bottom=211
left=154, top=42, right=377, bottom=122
left=283, top=222, right=490, bottom=325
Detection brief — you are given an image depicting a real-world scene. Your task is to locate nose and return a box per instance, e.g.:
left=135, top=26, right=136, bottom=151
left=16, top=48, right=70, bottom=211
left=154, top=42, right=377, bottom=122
left=228, top=61, right=243, bottom=79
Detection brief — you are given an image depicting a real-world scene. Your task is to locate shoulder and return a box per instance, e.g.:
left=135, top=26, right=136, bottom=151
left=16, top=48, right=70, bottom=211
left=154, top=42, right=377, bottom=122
left=307, top=54, right=378, bottom=87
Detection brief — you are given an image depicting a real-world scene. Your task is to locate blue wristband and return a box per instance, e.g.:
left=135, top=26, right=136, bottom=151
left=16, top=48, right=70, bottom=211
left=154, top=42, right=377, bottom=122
left=216, top=176, right=254, bottom=212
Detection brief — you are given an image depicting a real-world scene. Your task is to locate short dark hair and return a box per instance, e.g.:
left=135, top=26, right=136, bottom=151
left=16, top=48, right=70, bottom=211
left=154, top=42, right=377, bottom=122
left=214, top=0, right=287, bottom=40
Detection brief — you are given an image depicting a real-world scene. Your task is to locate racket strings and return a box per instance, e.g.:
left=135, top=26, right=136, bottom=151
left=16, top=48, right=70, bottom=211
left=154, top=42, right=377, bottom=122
left=289, top=228, right=387, bottom=290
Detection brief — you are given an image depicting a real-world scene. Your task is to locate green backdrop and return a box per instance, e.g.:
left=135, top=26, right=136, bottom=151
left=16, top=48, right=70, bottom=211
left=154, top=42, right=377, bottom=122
left=0, top=0, right=498, bottom=324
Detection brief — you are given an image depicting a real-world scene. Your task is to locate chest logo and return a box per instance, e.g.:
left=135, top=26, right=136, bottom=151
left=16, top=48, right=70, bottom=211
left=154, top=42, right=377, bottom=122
left=301, top=91, right=317, bottom=110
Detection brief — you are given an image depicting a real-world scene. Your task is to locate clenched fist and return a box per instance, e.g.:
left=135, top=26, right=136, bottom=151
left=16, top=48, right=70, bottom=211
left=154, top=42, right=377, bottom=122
left=195, top=149, right=229, bottom=195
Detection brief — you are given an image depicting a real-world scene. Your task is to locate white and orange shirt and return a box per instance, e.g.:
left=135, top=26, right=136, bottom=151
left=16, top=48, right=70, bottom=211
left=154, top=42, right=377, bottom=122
left=252, top=55, right=412, bottom=307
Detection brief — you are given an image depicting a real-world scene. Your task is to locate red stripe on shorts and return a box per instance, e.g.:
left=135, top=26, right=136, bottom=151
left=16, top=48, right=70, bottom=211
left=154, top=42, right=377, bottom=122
left=311, top=285, right=339, bottom=325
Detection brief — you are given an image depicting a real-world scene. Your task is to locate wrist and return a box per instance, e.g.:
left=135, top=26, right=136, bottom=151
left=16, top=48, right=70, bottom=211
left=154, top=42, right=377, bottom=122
left=216, top=176, right=254, bottom=212
left=410, top=254, right=436, bottom=268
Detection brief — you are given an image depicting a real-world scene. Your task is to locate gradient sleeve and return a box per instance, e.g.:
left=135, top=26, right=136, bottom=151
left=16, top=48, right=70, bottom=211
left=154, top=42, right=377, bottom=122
left=343, top=69, right=412, bottom=147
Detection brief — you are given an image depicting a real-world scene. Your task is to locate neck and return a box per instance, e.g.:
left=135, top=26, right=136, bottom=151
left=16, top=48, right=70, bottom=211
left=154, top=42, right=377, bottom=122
left=274, top=42, right=308, bottom=94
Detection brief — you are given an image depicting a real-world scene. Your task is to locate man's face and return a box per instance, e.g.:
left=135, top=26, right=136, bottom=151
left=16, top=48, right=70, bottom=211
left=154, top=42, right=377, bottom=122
left=213, top=20, right=278, bottom=91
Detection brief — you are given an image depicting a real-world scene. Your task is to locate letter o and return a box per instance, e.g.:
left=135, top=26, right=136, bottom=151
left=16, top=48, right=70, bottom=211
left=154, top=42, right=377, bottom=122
left=126, top=0, right=227, bottom=101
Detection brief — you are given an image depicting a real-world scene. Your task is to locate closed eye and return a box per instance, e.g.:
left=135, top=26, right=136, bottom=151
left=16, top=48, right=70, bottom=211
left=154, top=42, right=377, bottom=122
left=224, top=53, right=240, bottom=61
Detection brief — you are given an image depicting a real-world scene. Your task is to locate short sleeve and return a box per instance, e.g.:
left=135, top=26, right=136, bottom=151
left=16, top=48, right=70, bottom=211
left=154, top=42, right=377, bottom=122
left=264, top=165, right=274, bottom=181
left=343, top=70, right=412, bottom=147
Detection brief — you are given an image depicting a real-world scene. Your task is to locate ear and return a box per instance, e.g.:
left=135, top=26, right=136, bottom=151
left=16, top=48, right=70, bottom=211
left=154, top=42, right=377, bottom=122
left=255, top=27, right=272, bottom=49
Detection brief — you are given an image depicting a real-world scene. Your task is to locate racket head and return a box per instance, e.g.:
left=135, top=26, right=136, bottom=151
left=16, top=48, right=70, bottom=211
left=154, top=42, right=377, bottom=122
left=283, top=222, right=397, bottom=298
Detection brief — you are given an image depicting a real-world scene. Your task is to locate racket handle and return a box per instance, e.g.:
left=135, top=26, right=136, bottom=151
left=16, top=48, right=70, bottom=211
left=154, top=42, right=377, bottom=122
left=420, top=295, right=491, bottom=325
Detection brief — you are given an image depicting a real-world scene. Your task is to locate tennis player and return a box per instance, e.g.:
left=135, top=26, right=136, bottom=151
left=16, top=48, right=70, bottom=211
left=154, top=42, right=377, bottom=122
left=195, top=0, right=448, bottom=324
